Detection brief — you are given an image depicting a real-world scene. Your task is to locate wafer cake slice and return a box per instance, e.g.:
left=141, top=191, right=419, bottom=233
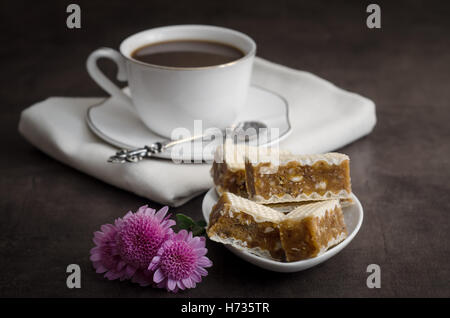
left=279, top=200, right=348, bottom=261
left=245, top=152, right=352, bottom=204
left=207, top=192, right=286, bottom=261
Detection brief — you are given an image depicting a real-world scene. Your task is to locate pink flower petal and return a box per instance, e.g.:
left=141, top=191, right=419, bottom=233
left=116, top=260, right=127, bottom=271
left=125, top=265, right=137, bottom=277
left=177, top=280, right=185, bottom=290
left=167, top=278, right=177, bottom=291
left=90, top=247, right=99, bottom=254
left=123, top=211, right=133, bottom=219
left=93, top=231, right=104, bottom=238
left=93, top=236, right=102, bottom=245
left=153, top=268, right=165, bottom=284
left=104, top=271, right=119, bottom=280
left=163, top=219, right=176, bottom=229
left=95, top=264, right=107, bottom=273
left=196, top=266, right=208, bottom=276
left=182, top=277, right=193, bottom=288
left=114, top=218, right=123, bottom=227
left=195, top=248, right=208, bottom=257
left=137, top=205, right=148, bottom=214
left=148, top=256, right=160, bottom=271
left=90, top=253, right=102, bottom=262
left=177, top=229, right=188, bottom=240
left=197, top=256, right=213, bottom=267
left=155, top=206, right=169, bottom=221
left=190, top=271, right=202, bottom=283
left=188, top=236, right=198, bottom=245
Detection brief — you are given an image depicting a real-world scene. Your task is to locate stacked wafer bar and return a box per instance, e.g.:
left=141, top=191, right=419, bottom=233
left=207, top=192, right=348, bottom=261
left=245, top=152, right=352, bottom=204
left=210, top=144, right=352, bottom=206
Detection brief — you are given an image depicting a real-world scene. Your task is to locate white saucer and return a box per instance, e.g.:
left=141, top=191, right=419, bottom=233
left=202, top=188, right=363, bottom=273
left=86, top=86, right=291, bottom=161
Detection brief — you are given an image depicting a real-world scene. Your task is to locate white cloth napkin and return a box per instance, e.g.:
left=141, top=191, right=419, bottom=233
left=18, top=57, right=376, bottom=207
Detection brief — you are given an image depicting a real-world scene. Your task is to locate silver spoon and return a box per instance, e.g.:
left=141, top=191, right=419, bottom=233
left=107, top=120, right=268, bottom=163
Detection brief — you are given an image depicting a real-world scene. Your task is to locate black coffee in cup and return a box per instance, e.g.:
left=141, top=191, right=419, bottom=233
left=131, top=40, right=244, bottom=68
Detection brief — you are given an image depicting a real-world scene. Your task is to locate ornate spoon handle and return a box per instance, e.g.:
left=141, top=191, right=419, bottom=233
left=107, top=134, right=206, bottom=163
left=107, top=142, right=167, bottom=163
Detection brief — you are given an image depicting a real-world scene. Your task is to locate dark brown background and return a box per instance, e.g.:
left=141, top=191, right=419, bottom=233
left=1, top=0, right=449, bottom=297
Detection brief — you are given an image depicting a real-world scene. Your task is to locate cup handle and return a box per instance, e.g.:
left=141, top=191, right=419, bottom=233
left=86, top=47, right=132, bottom=105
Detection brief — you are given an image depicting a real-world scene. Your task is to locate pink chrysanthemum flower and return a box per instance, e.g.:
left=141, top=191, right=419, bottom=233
left=90, top=223, right=128, bottom=281
left=149, top=229, right=213, bottom=293
left=115, top=205, right=175, bottom=286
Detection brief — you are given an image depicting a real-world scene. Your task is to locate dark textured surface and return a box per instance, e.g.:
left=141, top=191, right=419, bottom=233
left=1, top=0, right=449, bottom=297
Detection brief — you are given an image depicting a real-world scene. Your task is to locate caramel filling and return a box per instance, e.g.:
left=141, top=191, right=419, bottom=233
left=279, top=207, right=347, bottom=261
left=247, top=160, right=351, bottom=200
left=208, top=208, right=284, bottom=261
left=212, top=162, right=247, bottom=197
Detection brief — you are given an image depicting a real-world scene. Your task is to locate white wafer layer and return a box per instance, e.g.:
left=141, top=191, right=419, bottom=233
left=221, top=193, right=343, bottom=223
left=252, top=190, right=351, bottom=204
left=223, top=192, right=285, bottom=223
left=286, top=199, right=340, bottom=220
left=247, top=152, right=349, bottom=168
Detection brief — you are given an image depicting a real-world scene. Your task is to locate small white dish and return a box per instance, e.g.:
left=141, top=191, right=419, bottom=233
left=86, top=86, right=291, bottom=161
left=202, top=188, right=363, bottom=272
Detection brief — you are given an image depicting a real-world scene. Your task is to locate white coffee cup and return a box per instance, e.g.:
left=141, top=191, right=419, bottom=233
left=87, top=25, right=256, bottom=138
